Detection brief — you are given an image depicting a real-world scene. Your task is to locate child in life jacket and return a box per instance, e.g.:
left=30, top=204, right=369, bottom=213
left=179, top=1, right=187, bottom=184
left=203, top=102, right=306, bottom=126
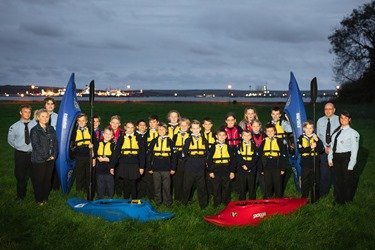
left=147, top=122, right=176, bottom=206
left=167, top=110, right=181, bottom=140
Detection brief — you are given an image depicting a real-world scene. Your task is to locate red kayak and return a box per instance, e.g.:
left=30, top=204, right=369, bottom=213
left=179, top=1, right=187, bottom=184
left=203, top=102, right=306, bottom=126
left=204, top=198, right=307, bottom=227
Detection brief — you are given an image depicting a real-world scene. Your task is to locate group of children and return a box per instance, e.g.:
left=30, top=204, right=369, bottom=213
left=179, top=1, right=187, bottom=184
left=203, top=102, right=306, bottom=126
left=71, top=106, right=323, bottom=208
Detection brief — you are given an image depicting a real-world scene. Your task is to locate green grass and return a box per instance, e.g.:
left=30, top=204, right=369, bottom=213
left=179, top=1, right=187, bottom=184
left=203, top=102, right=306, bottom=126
left=1, top=101, right=374, bottom=249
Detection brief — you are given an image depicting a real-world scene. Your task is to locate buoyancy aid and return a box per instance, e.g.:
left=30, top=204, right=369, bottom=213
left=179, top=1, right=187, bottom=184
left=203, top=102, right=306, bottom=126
left=174, top=132, right=189, bottom=151
left=300, top=135, right=318, bottom=157
left=204, top=131, right=215, bottom=146
left=252, top=132, right=264, bottom=148
left=147, top=129, right=158, bottom=145
left=188, top=136, right=207, bottom=156
left=225, top=126, right=241, bottom=147
left=212, top=143, right=230, bottom=164
left=153, top=137, right=172, bottom=157
left=263, top=137, right=280, bottom=157
left=97, top=141, right=112, bottom=157
left=168, top=124, right=180, bottom=139
left=238, top=141, right=255, bottom=161
left=75, top=127, right=91, bottom=147
left=121, top=134, right=139, bottom=155
left=273, top=120, right=285, bottom=139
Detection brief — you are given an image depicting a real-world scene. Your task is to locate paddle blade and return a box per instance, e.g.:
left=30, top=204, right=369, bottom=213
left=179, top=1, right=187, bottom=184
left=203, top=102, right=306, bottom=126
left=310, top=77, right=318, bottom=104
left=89, top=80, right=95, bottom=105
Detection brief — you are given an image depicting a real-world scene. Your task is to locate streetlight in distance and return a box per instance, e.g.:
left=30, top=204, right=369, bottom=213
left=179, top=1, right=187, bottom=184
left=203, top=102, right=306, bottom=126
left=227, top=84, right=232, bottom=102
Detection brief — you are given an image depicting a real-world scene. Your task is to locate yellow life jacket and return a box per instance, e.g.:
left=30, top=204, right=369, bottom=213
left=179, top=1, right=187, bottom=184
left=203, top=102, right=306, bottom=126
left=188, top=136, right=207, bottom=156
left=153, top=137, right=172, bottom=157
left=274, top=121, right=285, bottom=139
left=168, top=125, right=180, bottom=139
left=174, top=132, right=189, bottom=151
left=212, top=143, right=230, bottom=164
left=263, top=137, right=280, bottom=157
left=238, top=141, right=255, bottom=161
left=204, top=131, right=215, bottom=145
left=121, top=135, right=139, bottom=155
left=75, top=127, right=91, bottom=147
left=147, top=129, right=158, bottom=145
left=301, top=135, right=318, bottom=157
left=97, top=141, right=112, bottom=157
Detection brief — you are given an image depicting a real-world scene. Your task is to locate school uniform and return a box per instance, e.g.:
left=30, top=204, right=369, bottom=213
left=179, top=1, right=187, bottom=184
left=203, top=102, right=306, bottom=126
left=30, top=123, right=58, bottom=203
left=72, top=126, right=92, bottom=193
left=297, top=134, right=324, bottom=200
left=148, top=136, right=176, bottom=206
left=110, top=133, right=146, bottom=199
left=328, top=126, right=360, bottom=204
left=203, top=131, right=215, bottom=197
left=236, top=140, right=259, bottom=200
left=207, top=141, right=236, bottom=207
left=317, top=115, right=340, bottom=196
left=259, top=137, right=287, bottom=198
left=109, top=127, right=123, bottom=197
left=172, top=131, right=190, bottom=202
left=182, top=135, right=209, bottom=208
left=252, top=132, right=266, bottom=197
left=8, top=119, right=37, bottom=199
left=168, top=123, right=180, bottom=140
left=94, top=140, right=115, bottom=199
left=136, top=131, right=152, bottom=199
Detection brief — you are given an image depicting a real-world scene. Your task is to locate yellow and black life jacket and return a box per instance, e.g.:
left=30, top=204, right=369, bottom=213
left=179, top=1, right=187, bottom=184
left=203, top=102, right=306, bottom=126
left=147, top=129, right=158, bottom=145
left=204, top=131, right=215, bottom=146
left=153, top=137, right=172, bottom=157
left=274, top=121, right=285, bottom=139
left=238, top=141, right=255, bottom=161
left=75, top=127, right=91, bottom=147
left=212, top=143, right=230, bottom=164
left=168, top=125, right=180, bottom=139
left=301, top=135, right=318, bottom=157
left=263, top=137, right=280, bottom=157
left=121, top=135, right=139, bottom=155
left=188, top=136, right=207, bottom=156
left=174, top=132, right=189, bottom=151
left=97, top=141, right=112, bottom=157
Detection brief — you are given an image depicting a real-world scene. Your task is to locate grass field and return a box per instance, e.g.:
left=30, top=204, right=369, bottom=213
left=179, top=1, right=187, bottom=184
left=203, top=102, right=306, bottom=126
left=1, top=101, right=374, bottom=249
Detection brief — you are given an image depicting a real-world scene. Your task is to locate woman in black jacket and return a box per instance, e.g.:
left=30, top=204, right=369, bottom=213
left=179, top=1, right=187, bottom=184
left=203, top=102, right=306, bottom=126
left=30, top=109, right=58, bottom=205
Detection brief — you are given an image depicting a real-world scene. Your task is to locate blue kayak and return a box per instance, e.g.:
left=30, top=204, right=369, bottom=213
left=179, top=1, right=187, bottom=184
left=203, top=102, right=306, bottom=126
left=67, top=198, right=174, bottom=222
left=284, top=72, right=307, bottom=191
left=55, top=73, right=81, bottom=194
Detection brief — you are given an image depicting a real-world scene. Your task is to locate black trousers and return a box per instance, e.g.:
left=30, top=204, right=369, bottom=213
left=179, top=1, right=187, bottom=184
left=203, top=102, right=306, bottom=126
left=319, top=153, right=334, bottom=197
left=14, top=150, right=32, bottom=199
left=264, top=168, right=283, bottom=198
left=31, top=161, right=54, bottom=202
left=212, top=172, right=231, bottom=206
left=122, top=177, right=137, bottom=199
left=182, top=170, right=208, bottom=208
left=333, top=153, right=354, bottom=204
left=172, top=159, right=185, bottom=202
left=75, top=156, right=91, bottom=193
left=96, top=174, right=114, bottom=199
left=137, top=171, right=154, bottom=199
left=301, top=157, right=320, bottom=200
left=51, top=163, right=60, bottom=190
left=238, top=172, right=257, bottom=200
left=255, top=160, right=266, bottom=197
left=153, top=171, right=172, bottom=206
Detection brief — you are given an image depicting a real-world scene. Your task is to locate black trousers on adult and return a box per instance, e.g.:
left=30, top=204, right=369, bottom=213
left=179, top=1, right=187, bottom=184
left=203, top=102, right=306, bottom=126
left=319, top=153, right=334, bottom=197
left=153, top=171, right=172, bottom=206
left=182, top=170, right=208, bottom=208
left=264, top=168, right=283, bottom=198
left=51, top=164, right=60, bottom=190
left=238, top=172, right=256, bottom=200
left=14, top=150, right=32, bottom=199
left=31, top=161, right=54, bottom=202
left=333, top=152, right=354, bottom=204
left=172, top=159, right=185, bottom=202
left=301, top=157, right=320, bottom=201
left=75, top=156, right=91, bottom=193
left=212, top=171, right=231, bottom=206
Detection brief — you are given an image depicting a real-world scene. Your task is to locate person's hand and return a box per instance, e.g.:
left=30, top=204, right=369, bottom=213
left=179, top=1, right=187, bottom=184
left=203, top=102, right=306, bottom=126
left=139, top=168, right=144, bottom=175
left=170, top=170, right=176, bottom=175
left=242, top=165, right=248, bottom=171
left=229, top=172, right=235, bottom=180
left=328, top=161, right=333, bottom=167
left=325, top=146, right=330, bottom=154
left=261, top=172, right=264, bottom=175
left=92, top=159, right=96, bottom=166
left=312, top=134, right=318, bottom=141
left=280, top=171, right=285, bottom=175
left=110, top=168, right=114, bottom=175
left=209, top=172, right=215, bottom=179
left=148, top=170, right=153, bottom=174
left=98, top=156, right=103, bottom=162
left=311, top=142, right=317, bottom=149
left=88, top=143, right=93, bottom=149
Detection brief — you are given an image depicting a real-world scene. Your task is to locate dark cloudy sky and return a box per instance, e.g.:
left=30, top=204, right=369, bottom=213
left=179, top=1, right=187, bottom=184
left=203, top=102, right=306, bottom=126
left=0, top=0, right=369, bottom=90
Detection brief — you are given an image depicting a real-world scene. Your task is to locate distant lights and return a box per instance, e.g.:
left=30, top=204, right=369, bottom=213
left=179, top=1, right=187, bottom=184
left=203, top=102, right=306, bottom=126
left=174, top=93, right=178, bottom=97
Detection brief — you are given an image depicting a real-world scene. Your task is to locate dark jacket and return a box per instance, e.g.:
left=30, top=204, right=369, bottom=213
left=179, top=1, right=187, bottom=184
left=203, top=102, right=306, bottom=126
left=182, top=136, right=209, bottom=172
left=235, top=140, right=259, bottom=174
left=207, top=142, right=236, bottom=174
left=147, top=137, right=176, bottom=172
left=259, top=137, right=287, bottom=171
left=30, top=123, right=58, bottom=163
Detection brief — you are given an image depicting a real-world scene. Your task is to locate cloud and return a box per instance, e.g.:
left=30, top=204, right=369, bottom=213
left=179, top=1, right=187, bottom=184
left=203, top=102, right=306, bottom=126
left=19, top=22, right=65, bottom=38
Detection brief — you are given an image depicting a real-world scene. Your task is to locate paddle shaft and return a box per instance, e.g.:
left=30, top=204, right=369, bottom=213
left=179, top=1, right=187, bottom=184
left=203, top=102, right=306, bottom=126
left=87, top=80, right=95, bottom=201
